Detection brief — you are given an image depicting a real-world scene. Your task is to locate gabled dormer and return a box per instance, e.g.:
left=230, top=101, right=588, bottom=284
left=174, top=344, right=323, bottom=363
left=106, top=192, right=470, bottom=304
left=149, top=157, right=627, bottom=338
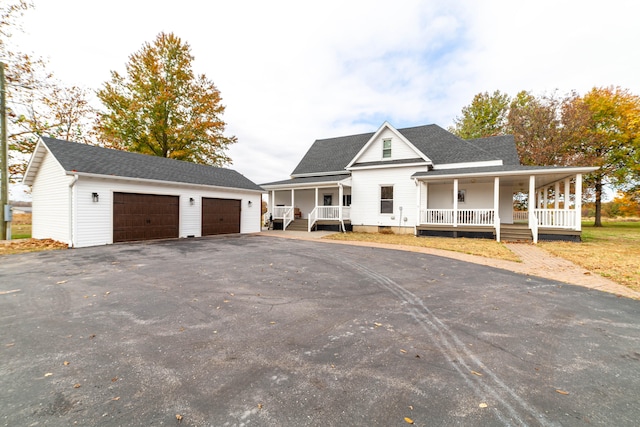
left=346, top=122, right=432, bottom=170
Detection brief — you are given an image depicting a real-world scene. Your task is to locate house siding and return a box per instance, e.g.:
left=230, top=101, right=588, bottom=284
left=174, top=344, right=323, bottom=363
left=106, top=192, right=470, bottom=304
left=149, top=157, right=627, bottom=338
left=357, top=128, right=419, bottom=163
left=351, top=166, right=426, bottom=227
left=31, top=151, right=71, bottom=243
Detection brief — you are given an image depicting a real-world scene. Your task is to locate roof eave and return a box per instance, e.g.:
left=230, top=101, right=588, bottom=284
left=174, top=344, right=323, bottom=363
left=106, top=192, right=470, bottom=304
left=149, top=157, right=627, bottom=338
left=65, top=170, right=266, bottom=193
left=413, top=166, right=600, bottom=181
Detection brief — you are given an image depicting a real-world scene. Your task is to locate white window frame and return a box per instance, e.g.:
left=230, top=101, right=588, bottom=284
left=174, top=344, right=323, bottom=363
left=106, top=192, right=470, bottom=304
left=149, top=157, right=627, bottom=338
left=382, top=139, right=392, bottom=159
left=380, top=185, right=394, bottom=214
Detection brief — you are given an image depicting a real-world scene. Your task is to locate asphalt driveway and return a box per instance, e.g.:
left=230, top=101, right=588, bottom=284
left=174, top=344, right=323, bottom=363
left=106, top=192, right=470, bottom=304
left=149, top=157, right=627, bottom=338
left=1, top=235, right=639, bottom=426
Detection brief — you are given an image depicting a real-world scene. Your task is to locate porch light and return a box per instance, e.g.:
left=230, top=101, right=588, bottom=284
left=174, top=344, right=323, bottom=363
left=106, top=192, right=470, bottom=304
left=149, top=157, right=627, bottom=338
left=248, top=200, right=253, bottom=207
left=92, top=192, right=99, bottom=203
left=189, top=197, right=195, bottom=205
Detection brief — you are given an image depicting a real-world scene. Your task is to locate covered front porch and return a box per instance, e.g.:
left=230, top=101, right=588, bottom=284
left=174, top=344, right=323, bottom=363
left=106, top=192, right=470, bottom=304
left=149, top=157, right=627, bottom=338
left=414, top=167, right=595, bottom=243
left=265, top=175, right=352, bottom=232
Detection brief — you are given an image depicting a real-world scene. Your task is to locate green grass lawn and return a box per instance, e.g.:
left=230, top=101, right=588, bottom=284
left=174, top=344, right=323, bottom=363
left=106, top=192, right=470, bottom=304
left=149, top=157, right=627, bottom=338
left=539, top=221, right=640, bottom=292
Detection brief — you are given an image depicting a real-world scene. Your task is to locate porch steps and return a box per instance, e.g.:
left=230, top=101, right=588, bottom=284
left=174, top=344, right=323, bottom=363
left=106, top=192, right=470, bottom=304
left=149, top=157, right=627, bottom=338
left=500, top=225, right=532, bottom=242
left=286, top=219, right=309, bottom=231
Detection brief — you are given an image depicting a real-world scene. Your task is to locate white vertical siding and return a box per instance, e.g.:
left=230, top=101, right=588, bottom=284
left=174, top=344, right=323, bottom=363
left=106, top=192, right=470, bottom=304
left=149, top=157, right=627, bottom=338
left=31, top=152, right=71, bottom=244
left=427, top=182, right=495, bottom=209
left=499, top=186, right=514, bottom=223
left=358, top=128, right=421, bottom=162
left=351, top=166, right=424, bottom=227
left=74, top=180, right=115, bottom=247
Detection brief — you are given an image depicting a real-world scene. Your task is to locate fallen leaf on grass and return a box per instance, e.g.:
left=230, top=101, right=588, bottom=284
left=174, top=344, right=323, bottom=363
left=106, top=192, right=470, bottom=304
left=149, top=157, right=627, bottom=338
left=404, top=416, right=414, bottom=424
left=556, top=389, right=570, bottom=395
left=111, top=377, right=118, bottom=382
left=471, top=370, right=483, bottom=376
left=63, top=361, right=70, bottom=366
left=257, top=403, right=263, bottom=409
left=479, top=403, right=488, bottom=408
left=73, top=383, right=81, bottom=388
left=56, top=280, right=67, bottom=285
left=111, top=396, right=120, bottom=401
left=176, top=414, right=183, bottom=421
left=400, top=349, right=407, bottom=354
left=44, top=373, right=53, bottom=377
left=374, top=322, right=383, bottom=327
left=0, top=238, right=67, bottom=255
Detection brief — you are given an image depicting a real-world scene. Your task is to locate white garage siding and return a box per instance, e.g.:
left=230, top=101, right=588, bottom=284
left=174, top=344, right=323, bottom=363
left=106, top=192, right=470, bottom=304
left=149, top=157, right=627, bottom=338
left=71, top=178, right=261, bottom=247
left=31, top=152, right=71, bottom=243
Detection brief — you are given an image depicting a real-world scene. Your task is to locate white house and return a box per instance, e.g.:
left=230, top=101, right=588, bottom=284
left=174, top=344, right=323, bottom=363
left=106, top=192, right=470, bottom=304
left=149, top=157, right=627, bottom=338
left=23, top=137, right=264, bottom=248
left=262, top=122, right=598, bottom=242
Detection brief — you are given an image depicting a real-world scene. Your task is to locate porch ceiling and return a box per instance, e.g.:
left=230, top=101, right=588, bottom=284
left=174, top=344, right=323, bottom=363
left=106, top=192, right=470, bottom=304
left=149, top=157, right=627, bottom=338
left=413, top=165, right=598, bottom=189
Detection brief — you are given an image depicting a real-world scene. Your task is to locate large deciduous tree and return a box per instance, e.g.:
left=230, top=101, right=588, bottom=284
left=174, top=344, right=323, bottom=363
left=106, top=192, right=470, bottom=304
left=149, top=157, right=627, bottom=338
left=96, top=32, right=236, bottom=167
left=449, top=90, right=510, bottom=139
left=2, top=1, right=94, bottom=182
left=570, top=86, right=640, bottom=226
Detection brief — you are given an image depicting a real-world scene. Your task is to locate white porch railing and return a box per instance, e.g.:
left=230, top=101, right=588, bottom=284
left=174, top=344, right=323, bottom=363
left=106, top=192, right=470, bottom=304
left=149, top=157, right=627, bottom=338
left=513, top=211, right=528, bottom=222
left=533, top=209, right=578, bottom=229
left=308, top=206, right=351, bottom=232
left=273, top=206, right=291, bottom=219
left=273, top=206, right=294, bottom=230
left=420, top=209, right=495, bottom=226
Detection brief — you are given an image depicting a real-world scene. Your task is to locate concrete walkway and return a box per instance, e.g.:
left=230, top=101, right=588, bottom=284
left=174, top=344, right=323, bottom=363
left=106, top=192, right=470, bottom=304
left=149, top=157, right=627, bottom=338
left=258, top=229, right=640, bottom=300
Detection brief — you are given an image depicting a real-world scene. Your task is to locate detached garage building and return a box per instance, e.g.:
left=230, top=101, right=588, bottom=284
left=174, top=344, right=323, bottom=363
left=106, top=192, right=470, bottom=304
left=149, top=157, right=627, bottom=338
left=23, top=137, right=265, bottom=248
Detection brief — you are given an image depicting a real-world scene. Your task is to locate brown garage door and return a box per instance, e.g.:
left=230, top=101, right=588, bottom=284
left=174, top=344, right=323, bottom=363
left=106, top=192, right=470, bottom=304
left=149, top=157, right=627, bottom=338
left=113, top=193, right=179, bottom=243
left=202, top=198, right=241, bottom=236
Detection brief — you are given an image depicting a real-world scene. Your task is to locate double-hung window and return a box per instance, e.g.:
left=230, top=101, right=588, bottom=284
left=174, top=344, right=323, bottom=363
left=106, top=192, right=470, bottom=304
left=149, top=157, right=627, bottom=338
left=380, top=185, right=394, bottom=214
left=382, top=139, right=392, bottom=158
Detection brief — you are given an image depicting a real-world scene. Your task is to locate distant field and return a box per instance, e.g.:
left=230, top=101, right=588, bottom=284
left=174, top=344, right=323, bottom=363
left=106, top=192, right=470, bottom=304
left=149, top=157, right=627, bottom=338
left=10, top=213, right=32, bottom=240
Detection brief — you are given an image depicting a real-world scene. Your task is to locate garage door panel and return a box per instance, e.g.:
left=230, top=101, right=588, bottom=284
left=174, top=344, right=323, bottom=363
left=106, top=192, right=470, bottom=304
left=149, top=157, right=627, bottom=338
left=113, top=193, right=179, bottom=243
left=202, top=198, right=241, bottom=236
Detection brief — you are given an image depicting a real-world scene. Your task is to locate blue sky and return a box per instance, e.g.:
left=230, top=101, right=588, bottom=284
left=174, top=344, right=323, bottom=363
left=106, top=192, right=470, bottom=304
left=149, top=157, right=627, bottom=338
left=8, top=0, right=640, bottom=198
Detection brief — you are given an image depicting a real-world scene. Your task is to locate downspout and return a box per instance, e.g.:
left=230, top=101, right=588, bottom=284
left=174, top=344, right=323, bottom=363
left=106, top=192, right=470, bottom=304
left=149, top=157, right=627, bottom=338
left=68, top=174, right=78, bottom=248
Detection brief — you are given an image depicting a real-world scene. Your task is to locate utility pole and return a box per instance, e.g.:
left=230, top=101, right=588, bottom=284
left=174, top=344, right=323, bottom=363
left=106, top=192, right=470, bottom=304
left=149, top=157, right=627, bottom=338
left=1, top=62, right=8, bottom=240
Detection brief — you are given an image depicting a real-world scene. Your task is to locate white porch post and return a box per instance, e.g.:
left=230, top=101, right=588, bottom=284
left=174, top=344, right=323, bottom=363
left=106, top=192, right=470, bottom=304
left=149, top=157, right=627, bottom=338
left=453, top=179, right=458, bottom=227
left=415, top=180, right=421, bottom=230
left=529, top=175, right=535, bottom=223
left=554, top=182, right=560, bottom=210
left=270, top=190, right=275, bottom=215
left=564, top=178, right=571, bottom=211
left=575, top=173, right=582, bottom=231
left=494, top=176, right=500, bottom=242
left=338, top=184, right=344, bottom=221
left=315, top=187, right=318, bottom=209
left=291, top=189, right=294, bottom=208
left=543, top=187, right=548, bottom=209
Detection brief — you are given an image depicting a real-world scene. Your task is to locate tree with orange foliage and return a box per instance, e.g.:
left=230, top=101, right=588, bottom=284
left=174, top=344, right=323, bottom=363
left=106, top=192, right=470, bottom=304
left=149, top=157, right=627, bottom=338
left=96, top=32, right=236, bottom=167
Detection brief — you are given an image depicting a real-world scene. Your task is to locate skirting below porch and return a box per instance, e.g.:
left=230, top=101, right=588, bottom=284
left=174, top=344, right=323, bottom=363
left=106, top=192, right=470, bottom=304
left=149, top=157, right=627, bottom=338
left=416, top=224, right=495, bottom=240
left=416, top=224, right=581, bottom=242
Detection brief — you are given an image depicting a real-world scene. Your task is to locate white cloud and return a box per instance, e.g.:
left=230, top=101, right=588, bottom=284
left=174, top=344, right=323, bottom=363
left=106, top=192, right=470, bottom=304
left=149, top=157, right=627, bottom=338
left=7, top=0, right=640, bottom=198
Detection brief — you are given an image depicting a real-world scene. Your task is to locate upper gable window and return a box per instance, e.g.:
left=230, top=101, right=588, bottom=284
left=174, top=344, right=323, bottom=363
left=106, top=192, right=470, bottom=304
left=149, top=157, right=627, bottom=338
left=382, top=139, right=392, bottom=158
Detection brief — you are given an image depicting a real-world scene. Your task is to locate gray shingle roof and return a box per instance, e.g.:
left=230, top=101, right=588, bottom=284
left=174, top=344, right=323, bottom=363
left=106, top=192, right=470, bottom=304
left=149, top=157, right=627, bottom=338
left=467, top=135, right=520, bottom=166
left=291, top=132, right=371, bottom=176
left=290, top=124, right=517, bottom=176
left=262, top=174, right=351, bottom=187
left=40, top=137, right=264, bottom=192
